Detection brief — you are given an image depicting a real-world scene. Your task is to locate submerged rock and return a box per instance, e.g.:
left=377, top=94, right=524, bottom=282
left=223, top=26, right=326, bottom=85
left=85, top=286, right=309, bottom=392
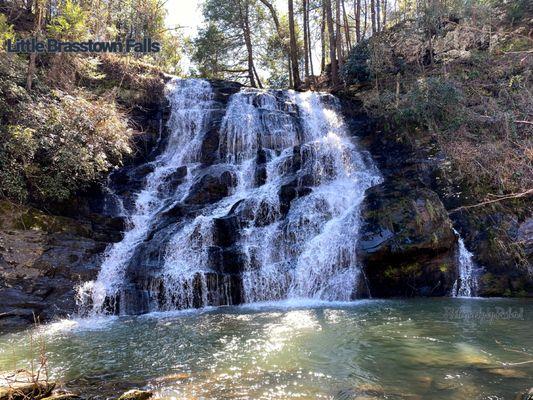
left=117, top=389, right=153, bottom=400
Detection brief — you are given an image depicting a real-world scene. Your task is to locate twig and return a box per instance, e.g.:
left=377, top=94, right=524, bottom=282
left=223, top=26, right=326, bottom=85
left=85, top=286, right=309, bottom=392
left=449, top=189, right=533, bottom=213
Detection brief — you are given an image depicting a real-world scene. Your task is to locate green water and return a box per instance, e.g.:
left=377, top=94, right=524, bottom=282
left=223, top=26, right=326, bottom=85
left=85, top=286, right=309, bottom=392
left=0, top=298, right=531, bottom=399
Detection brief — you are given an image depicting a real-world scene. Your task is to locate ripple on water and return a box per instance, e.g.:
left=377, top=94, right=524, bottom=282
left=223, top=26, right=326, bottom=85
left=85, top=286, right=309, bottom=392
left=0, top=298, right=531, bottom=400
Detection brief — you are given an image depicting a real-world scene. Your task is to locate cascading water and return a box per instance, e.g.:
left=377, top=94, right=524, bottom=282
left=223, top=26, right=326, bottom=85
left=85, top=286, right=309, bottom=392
left=78, top=79, right=382, bottom=315
left=452, top=229, right=480, bottom=297
left=78, top=79, right=215, bottom=314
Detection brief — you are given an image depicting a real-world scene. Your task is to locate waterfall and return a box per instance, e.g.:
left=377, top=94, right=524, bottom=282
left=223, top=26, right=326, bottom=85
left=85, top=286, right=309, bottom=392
left=452, top=229, right=480, bottom=297
left=77, top=79, right=215, bottom=314
left=78, top=79, right=381, bottom=315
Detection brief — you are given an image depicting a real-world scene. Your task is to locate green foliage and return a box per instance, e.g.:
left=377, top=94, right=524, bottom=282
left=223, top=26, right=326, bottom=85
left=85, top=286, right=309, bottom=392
left=366, top=77, right=464, bottom=132
left=395, top=78, right=463, bottom=130
left=0, top=92, right=132, bottom=203
left=47, top=0, right=88, bottom=41
left=0, top=14, right=15, bottom=51
left=195, top=0, right=268, bottom=83
left=343, top=41, right=371, bottom=85
left=192, top=24, right=237, bottom=79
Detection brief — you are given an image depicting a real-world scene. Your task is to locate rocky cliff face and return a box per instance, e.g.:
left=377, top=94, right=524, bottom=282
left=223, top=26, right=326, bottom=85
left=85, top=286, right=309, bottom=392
left=340, top=96, right=532, bottom=298
left=0, top=202, right=124, bottom=332
left=0, top=75, right=168, bottom=333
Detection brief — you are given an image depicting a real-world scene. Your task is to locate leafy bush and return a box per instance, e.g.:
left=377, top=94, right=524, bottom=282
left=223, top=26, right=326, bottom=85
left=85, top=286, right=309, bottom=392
left=0, top=92, right=132, bottom=203
left=47, top=0, right=88, bottom=40
left=365, top=77, right=464, bottom=132
left=395, top=77, right=463, bottom=129
left=0, top=14, right=14, bottom=50
left=343, top=41, right=371, bottom=85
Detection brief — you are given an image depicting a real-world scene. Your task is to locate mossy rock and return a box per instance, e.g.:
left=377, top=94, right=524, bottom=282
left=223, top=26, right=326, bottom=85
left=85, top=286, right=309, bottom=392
left=0, top=200, right=92, bottom=237
left=358, top=182, right=458, bottom=296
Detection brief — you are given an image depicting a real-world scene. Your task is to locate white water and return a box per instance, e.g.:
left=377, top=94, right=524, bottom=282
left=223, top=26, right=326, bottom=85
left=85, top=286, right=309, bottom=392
left=79, top=79, right=382, bottom=314
left=452, top=229, right=480, bottom=297
left=78, top=79, right=215, bottom=314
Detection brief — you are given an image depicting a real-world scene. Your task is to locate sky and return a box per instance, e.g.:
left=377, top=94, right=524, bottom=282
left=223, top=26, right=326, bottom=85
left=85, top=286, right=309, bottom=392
left=164, top=0, right=288, bottom=37
left=164, top=0, right=203, bottom=38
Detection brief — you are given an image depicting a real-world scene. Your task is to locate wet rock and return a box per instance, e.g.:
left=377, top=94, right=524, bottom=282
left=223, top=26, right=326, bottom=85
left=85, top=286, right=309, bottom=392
left=0, top=221, right=106, bottom=332
left=184, top=167, right=237, bottom=205
left=162, top=166, right=188, bottom=193
left=279, top=179, right=313, bottom=216
left=515, top=387, right=533, bottom=400
left=358, top=182, right=457, bottom=297
left=117, top=389, right=153, bottom=400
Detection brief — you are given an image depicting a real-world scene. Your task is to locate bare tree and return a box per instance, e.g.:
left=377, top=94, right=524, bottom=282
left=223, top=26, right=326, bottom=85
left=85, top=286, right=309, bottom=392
left=321, top=2, right=326, bottom=73
left=354, top=0, right=361, bottom=43
left=303, top=0, right=310, bottom=79
left=236, top=0, right=261, bottom=88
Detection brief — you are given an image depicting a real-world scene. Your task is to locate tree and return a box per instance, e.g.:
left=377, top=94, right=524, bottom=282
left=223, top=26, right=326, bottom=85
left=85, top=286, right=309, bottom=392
left=325, top=0, right=338, bottom=85
left=288, top=0, right=301, bottom=88
left=202, top=0, right=265, bottom=87
left=335, top=0, right=343, bottom=79
left=26, top=0, right=44, bottom=91
left=370, top=0, right=376, bottom=34
left=354, top=0, right=361, bottom=43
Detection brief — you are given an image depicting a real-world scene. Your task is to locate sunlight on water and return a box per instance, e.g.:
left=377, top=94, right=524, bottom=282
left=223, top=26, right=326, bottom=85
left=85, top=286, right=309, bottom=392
left=1, top=299, right=531, bottom=400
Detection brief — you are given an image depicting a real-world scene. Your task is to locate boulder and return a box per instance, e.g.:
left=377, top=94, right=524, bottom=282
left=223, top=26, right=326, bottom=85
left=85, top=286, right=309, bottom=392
left=358, top=182, right=457, bottom=296
left=184, top=167, right=237, bottom=205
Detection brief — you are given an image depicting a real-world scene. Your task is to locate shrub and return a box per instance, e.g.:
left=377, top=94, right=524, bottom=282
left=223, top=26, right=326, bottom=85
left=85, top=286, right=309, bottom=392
left=343, top=41, right=371, bottom=85
left=0, top=14, right=14, bottom=51
left=0, top=91, right=132, bottom=203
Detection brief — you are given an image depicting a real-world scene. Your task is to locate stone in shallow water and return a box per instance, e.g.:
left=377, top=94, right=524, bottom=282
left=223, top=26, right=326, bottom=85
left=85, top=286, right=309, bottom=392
left=488, top=368, right=528, bottom=378
left=154, top=372, right=190, bottom=383
left=41, top=394, right=82, bottom=400
left=117, top=389, right=153, bottom=400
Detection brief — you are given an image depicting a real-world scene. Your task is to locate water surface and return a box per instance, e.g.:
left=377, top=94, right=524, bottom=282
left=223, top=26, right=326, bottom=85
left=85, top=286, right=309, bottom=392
left=1, top=298, right=531, bottom=399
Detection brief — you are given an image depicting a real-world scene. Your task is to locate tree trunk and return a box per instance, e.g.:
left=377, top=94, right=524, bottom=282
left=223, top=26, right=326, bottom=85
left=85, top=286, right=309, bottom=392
left=320, top=2, right=326, bottom=74
left=335, top=0, right=344, bottom=78
left=382, top=0, right=387, bottom=28
left=325, top=0, right=338, bottom=86
left=363, top=0, right=368, bottom=37
left=376, top=0, right=381, bottom=31
left=342, top=0, right=351, bottom=50
left=303, top=0, right=310, bottom=79
left=288, top=0, right=301, bottom=89
left=307, top=10, right=314, bottom=78
left=354, top=0, right=361, bottom=43
left=370, top=0, right=376, bottom=34
left=288, top=56, right=293, bottom=87
left=238, top=0, right=257, bottom=87
left=26, top=0, right=42, bottom=91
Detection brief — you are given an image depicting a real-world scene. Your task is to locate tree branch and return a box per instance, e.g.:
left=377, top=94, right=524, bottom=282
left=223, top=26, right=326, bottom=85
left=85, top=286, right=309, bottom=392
left=449, top=189, right=533, bottom=214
